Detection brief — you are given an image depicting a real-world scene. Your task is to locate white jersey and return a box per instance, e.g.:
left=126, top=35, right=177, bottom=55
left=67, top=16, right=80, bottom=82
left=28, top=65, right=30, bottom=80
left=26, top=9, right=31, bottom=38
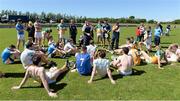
left=93, top=58, right=110, bottom=77
left=64, top=42, right=74, bottom=52
left=20, top=49, right=35, bottom=69
left=86, top=45, right=97, bottom=58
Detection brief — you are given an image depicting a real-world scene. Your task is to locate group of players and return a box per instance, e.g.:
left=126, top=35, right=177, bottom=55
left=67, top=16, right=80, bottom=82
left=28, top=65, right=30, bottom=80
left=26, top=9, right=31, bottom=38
left=0, top=18, right=180, bottom=97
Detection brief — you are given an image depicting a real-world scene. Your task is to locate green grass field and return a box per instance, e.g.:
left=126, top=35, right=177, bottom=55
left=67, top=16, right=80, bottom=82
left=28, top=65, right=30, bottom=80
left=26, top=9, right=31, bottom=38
left=0, top=26, right=180, bottom=100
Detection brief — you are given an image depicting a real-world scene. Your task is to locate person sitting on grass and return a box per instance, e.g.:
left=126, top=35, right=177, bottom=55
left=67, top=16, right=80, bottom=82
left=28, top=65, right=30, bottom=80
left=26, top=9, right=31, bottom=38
left=109, top=37, right=133, bottom=55
left=88, top=50, right=115, bottom=84
left=11, top=55, right=70, bottom=98
left=20, top=42, right=49, bottom=69
left=64, top=38, right=77, bottom=55
left=75, top=45, right=92, bottom=75
left=140, top=46, right=168, bottom=69
left=47, top=41, right=66, bottom=58
left=110, top=47, right=133, bottom=76
left=86, top=40, right=97, bottom=64
left=1, top=45, right=21, bottom=64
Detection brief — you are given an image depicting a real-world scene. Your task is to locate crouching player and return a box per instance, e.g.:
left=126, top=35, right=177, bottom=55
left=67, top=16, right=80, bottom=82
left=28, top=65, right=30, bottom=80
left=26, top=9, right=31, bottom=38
left=12, top=55, right=70, bottom=97
left=1, top=45, right=20, bottom=64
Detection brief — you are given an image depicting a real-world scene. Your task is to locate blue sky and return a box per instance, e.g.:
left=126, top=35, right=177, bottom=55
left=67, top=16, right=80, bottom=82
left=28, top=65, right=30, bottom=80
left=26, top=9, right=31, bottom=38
left=0, top=0, right=180, bottom=21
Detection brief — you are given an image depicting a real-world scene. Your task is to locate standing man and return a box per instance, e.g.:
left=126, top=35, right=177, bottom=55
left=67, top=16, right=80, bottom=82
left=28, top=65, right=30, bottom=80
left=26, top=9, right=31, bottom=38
left=34, top=20, right=42, bottom=46
left=110, top=22, right=120, bottom=50
left=16, top=19, right=25, bottom=49
left=158, top=22, right=163, bottom=36
left=154, top=23, right=162, bottom=48
left=94, top=20, right=103, bottom=44
left=57, top=19, right=67, bottom=43
left=102, top=20, right=111, bottom=47
left=82, top=21, right=93, bottom=46
left=69, top=19, right=77, bottom=44
left=139, top=23, right=145, bottom=42
left=26, top=21, right=35, bottom=42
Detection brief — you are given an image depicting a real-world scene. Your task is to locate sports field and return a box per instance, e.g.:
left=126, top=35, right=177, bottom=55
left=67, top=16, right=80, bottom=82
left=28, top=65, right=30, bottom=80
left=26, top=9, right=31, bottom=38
left=0, top=26, right=180, bottom=100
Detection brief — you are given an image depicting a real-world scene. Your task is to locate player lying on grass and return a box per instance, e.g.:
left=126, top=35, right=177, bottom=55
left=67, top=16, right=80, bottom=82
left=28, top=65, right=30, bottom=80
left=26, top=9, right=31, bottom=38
left=110, top=47, right=133, bottom=76
left=1, top=45, right=20, bottom=64
left=165, top=43, right=180, bottom=62
left=12, top=55, right=70, bottom=98
left=88, top=50, right=115, bottom=84
left=140, top=46, right=168, bottom=69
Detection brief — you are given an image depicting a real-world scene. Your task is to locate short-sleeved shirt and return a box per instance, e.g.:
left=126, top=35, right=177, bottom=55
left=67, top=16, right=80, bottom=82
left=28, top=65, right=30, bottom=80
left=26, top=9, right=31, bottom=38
left=48, top=43, right=56, bottom=54
left=102, top=24, right=111, bottom=33
left=93, top=58, right=110, bottom=77
left=16, top=23, right=24, bottom=35
left=64, top=42, right=74, bottom=52
left=76, top=53, right=92, bottom=75
left=1, top=48, right=11, bottom=63
left=57, top=23, right=66, bottom=34
left=154, top=27, right=162, bottom=37
left=69, top=24, right=77, bottom=35
left=95, top=24, right=103, bottom=33
left=155, top=50, right=164, bottom=59
left=20, top=49, right=35, bottom=69
left=86, top=45, right=96, bottom=58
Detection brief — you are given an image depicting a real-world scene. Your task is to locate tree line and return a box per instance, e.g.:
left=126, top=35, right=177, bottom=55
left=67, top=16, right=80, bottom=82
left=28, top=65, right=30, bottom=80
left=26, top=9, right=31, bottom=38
left=0, top=10, right=179, bottom=24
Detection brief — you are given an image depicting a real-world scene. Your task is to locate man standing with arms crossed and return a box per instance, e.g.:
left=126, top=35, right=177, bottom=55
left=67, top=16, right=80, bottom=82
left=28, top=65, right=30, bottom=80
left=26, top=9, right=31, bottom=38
left=16, top=19, right=25, bottom=49
left=34, top=19, right=42, bottom=46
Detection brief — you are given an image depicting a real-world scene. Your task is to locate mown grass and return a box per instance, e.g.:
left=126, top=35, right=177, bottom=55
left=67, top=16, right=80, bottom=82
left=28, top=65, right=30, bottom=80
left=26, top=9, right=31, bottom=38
left=0, top=25, right=180, bottom=100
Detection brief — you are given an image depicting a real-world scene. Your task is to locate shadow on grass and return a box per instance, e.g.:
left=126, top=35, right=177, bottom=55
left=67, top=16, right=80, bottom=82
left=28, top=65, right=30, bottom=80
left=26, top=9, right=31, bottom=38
left=4, top=72, right=25, bottom=78
left=93, top=68, right=146, bottom=81
left=21, top=83, right=67, bottom=92
left=50, top=83, right=67, bottom=92
left=11, top=61, right=22, bottom=64
left=113, top=68, right=146, bottom=80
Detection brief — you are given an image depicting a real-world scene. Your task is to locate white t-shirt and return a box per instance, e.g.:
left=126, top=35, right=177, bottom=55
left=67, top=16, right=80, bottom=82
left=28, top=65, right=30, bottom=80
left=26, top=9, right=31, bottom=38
left=20, top=49, right=35, bottom=69
left=64, top=42, right=74, bottom=52
left=93, top=58, right=110, bottom=77
left=86, top=45, right=97, bottom=58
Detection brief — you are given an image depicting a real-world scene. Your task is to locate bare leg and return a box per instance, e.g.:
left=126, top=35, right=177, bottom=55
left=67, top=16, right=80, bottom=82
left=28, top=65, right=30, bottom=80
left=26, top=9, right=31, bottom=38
left=50, top=64, right=68, bottom=80
left=141, top=51, right=151, bottom=61
left=16, top=40, right=20, bottom=49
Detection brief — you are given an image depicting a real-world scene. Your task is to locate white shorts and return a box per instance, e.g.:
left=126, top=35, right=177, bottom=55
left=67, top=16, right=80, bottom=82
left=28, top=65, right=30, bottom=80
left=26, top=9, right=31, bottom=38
left=97, top=33, right=102, bottom=37
left=119, top=70, right=132, bottom=76
left=35, top=32, right=42, bottom=39
left=45, top=71, right=56, bottom=84
left=17, top=34, right=25, bottom=40
left=59, top=33, right=64, bottom=39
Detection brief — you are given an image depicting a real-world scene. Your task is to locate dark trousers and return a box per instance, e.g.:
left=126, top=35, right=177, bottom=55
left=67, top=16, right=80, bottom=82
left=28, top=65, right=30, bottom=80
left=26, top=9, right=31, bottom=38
left=70, top=34, right=77, bottom=44
left=111, top=32, right=120, bottom=50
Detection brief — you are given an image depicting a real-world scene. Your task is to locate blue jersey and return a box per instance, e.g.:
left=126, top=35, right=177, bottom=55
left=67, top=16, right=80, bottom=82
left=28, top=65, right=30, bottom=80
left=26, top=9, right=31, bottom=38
left=76, top=53, right=92, bottom=75
left=47, top=43, right=56, bottom=54
left=16, top=23, right=24, bottom=35
left=154, top=27, right=161, bottom=37
left=1, top=48, right=11, bottom=63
